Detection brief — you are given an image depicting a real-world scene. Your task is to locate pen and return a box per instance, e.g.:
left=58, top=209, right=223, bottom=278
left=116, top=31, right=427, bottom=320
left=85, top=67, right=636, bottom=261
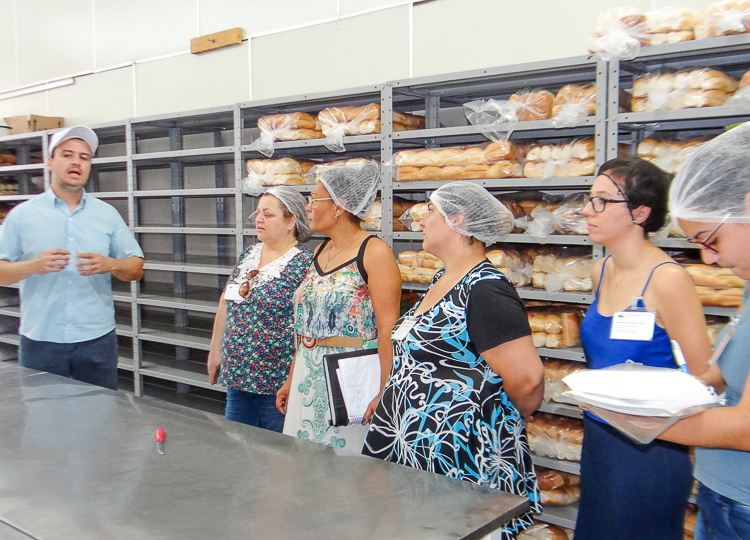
left=670, top=340, right=690, bottom=374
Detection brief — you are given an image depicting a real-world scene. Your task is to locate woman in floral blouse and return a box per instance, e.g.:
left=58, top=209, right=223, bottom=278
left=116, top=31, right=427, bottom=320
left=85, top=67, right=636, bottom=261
left=207, top=187, right=313, bottom=432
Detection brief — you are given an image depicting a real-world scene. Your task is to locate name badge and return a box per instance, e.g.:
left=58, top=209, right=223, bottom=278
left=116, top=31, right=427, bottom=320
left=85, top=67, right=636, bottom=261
left=224, top=283, right=244, bottom=303
left=391, top=316, right=418, bottom=341
left=610, top=311, right=656, bottom=341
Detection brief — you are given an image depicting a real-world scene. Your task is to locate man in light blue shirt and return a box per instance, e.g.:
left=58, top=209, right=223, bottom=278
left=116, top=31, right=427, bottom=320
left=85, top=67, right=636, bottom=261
left=0, top=125, right=144, bottom=390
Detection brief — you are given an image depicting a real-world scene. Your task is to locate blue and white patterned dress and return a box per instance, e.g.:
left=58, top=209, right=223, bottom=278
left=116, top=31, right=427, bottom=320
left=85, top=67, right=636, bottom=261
left=363, top=261, right=540, bottom=538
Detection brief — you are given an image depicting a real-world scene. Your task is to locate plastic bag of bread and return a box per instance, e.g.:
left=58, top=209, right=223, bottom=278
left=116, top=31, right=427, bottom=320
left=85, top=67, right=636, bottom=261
left=251, top=112, right=323, bottom=157
left=638, top=138, right=711, bottom=175
left=399, top=250, right=444, bottom=270
left=486, top=249, right=533, bottom=286
left=242, top=158, right=313, bottom=195
left=361, top=198, right=415, bottom=231
left=541, top=484, right=581, bottom=506
left=318, top=104, right=424, bottom=152
left=526, top=412, right=583, bottom=461
left=725, top=85, right=750, bottom=108
left=589, top=7, right=649, bottom=60
left=518, top=523, right=572, bottom=540
left=523, top=139, right=596, bottom=179
left=693, top=0, right=750, bottom=40
left=645, top=7, right=696, bottom=45
left=509, top=89, right=554, bottom=121
left=695, top=286, right=744, bottom=307
left=685, top=264, right=747, bottom=288
left=463, top=98, right=520, bottom=143
left=552, top=193, right=589, bottom=236
left=544, top=359, right=586, bottom=402
left=633, top=69, right=737, bottom=111
left=398, top=202, right=429, bottom=231
left=533, top=253, right=593, bottom=294
left=552, top=84, right=597, bottom=127
left=399, top=265, right=437, bottom=284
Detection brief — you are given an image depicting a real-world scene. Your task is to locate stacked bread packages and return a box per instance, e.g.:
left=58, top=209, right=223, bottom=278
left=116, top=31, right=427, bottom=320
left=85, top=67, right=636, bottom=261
left=543, top=359, right=586, bottom=401
left=518, top=523, right=573, bottom=540
left=361, top=199, right=415, bottom=232
left=0, top=181, right=18, bottom=194
left=318, top=104, right=424, bottom=152
left=532, top=251, right=593, bottom=294
left=509, top=89, right=554, bottom=121
left=246, top=113, right=323, bottom=157
left=486, top=248, right=534, bottom=287
left=637, top=138, right=712, bottom=175
left=645, top=7, right=696, bottom=45
left=589, top=7, right=696, bottom=59
left=693, top=0, right=750, bottom=40
left=686, top=263, right=747, bottom=307
left=507, top=193, right=589, bottom=240
left=551, top=84, right=597, bottom=127
left=398, top=250, right=443, bottom=284
left=0, top=203, right=14, bottom=225
left=529, top=309, right=583, bottom=350
left=588, top=7, right=649, bottom=59
left=0, top=152, right=17, bottom=166
left=242, top=158, right=315, bottom=195
left=535, top=466, right=581, bottom=506
left=394, top=141, right=522, bottom=182
left=522, top=139, right=596, bottom=178
left=527, top=412, right=583, bottom=461
left=632, top=68, right=739, bottom=111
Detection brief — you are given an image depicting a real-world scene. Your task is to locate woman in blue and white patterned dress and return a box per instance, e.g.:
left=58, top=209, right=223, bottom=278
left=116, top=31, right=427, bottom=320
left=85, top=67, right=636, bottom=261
left=363, top=183, right=545, bottom=539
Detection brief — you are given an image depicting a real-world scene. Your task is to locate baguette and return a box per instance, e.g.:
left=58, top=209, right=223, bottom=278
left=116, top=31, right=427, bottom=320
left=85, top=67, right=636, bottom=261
left=695, top=286, right=744, bottom=307
left=686, top=264, right=747, bottom=288
left=258, top=112, right=317, bottom=131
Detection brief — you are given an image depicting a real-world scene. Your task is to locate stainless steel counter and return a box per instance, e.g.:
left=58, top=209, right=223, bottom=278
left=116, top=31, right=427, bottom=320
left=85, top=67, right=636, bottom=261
left=0, top=363, right=530, bottom=540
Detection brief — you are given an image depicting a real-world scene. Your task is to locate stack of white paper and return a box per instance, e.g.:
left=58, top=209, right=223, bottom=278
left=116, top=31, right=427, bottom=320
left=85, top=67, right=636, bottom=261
left=561, top=363, right=724, bottom=444
left=336, top=353, right=381, bottom=424
left=562, top=364, right=723, bottom=417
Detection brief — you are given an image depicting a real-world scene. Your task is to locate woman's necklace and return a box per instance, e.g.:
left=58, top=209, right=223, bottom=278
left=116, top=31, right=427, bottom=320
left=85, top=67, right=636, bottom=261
left=324, top=232, right=361, bottom=270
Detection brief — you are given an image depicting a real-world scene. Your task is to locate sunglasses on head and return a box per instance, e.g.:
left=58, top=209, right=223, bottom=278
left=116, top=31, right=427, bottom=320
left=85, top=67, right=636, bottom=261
left=239, top=269, right=259, bottom=298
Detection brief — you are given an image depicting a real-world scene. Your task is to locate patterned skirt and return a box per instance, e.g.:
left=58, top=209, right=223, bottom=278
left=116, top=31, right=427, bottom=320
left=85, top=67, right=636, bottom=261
left=282, top=343, right=371, bottom=452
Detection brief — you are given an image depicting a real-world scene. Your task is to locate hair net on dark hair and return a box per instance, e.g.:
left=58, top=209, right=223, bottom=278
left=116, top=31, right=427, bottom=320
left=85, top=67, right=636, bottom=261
left=263, top=186, right=312, bottom=242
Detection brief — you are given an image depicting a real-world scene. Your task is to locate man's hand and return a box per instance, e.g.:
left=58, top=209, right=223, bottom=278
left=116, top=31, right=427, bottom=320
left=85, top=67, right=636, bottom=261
left=75, top=252, right=116, bottom=276
left=33, top=249, right=71, bottom=275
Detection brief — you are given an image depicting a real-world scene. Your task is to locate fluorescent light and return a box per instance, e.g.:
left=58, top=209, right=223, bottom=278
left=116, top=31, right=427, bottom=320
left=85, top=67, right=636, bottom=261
left=0, top=78, right=75, bottom=101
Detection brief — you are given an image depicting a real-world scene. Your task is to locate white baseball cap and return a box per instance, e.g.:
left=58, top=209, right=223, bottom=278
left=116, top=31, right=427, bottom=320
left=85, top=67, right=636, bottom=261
left=48, top=125, right=98, bottom=156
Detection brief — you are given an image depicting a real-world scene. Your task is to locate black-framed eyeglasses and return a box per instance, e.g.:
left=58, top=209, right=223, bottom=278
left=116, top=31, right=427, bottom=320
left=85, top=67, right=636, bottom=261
left=686, top=213, right=731, bottom=254
left=239, top=269, right=259, bottom=298
left=584, top=195, right=630, bottom=213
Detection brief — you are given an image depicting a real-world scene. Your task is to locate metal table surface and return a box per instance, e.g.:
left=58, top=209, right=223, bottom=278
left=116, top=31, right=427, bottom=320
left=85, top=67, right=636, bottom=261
left=0, top=363, right=530, bottom=540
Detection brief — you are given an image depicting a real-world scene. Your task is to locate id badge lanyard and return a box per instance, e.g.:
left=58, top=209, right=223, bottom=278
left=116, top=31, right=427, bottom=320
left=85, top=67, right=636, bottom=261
left=610, top=296, right=656, bottom=342
left=391, top=315, right=418, bottom=341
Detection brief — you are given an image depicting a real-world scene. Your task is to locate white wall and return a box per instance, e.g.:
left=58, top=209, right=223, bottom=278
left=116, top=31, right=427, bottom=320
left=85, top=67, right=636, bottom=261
left=0, top=0, right=702, bottom=125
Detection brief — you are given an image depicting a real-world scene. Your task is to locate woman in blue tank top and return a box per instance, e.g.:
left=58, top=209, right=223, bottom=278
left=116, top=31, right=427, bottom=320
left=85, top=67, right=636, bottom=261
left=575, top=158, right=712, bottom=540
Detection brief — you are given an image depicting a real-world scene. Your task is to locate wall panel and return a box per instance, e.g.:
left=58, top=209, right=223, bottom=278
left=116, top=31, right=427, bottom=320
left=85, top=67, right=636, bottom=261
left=16, top=0, right=94, bottom=85
left=251, top=6, right=410, bottom=100
left=48, top=67, right=135, bottom=126
left=135, top=43, right=249, bottom=117
left=0, top=0, right=18, bottom=92
left=199, top=0, right=337, bottom=37
left=95, top=0, right=197, bottom=68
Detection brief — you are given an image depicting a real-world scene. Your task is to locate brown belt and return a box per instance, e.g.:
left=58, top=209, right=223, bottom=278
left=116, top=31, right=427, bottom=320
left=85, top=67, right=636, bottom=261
left=299, top=336, right=365, bottom=349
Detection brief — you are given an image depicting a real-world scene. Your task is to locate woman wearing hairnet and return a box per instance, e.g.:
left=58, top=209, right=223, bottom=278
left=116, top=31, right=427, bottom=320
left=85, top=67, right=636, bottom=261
left=206, top=187, right=313, bottom=432
left=363, top=182, right=544, bottom=538
left=656, top=122, right=750, bottom=540
left=574, top=157, right=712, bottom=540
left=276, top=161, right=401, bottom=451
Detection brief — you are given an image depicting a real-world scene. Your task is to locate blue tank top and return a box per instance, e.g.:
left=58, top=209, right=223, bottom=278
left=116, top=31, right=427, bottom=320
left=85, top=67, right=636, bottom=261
left=581, top=257, right=679, bottom=371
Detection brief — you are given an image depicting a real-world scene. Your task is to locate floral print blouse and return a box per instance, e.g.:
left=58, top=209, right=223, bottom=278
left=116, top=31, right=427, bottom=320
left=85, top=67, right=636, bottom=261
left=219, top=243, right=313, bottom=395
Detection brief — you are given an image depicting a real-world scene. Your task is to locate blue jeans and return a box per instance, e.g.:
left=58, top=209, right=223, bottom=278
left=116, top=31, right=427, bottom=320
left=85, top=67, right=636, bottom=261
left=225, top=388, right=284, bottom=433
left=18, top=330, right=119, bottom=390
left=695, top=482, right=750, bottom=540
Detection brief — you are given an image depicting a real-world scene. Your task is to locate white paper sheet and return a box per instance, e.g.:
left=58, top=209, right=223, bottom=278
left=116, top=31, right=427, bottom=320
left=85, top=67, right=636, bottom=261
left=336, top=353, right=381, bottom=424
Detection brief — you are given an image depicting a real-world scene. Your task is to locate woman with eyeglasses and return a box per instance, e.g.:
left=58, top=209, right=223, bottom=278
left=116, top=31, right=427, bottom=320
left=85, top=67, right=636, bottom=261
left=207, top=187, right=313, bottom=432
left=653, top=123, right=750, bottom=539
left=575, top=157, right=712, bottom=540
left=276, top=162, right=401, bottom=451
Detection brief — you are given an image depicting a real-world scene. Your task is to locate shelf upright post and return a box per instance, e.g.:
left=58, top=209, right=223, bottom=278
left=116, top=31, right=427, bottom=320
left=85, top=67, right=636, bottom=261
left=591, top=56, right=610, bottom=263
left=214, top=128, right=229, bottom=290
left=126, top=121, right=143, bottom=396
left=381, top=84, right=394, bottom=248
left=42, top=134, right=50, bottom=191
left=233, top=107, right=245, bottom=259
left=169, top=127, right=190, bottom=390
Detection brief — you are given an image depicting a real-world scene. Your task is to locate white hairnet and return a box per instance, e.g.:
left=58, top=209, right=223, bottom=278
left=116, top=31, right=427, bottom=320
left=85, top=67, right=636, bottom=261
left=263, top=186, right=312, bottom=242
left=430, top=182, right=514, bottom=244
left=670, top=122, right=750, bottom=223
left=319, top=160, right=380, bottom=219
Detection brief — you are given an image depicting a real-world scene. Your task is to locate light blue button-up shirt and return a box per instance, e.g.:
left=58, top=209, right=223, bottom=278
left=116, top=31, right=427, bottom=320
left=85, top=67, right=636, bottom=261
left=0, top=189, right=143, bottom=343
